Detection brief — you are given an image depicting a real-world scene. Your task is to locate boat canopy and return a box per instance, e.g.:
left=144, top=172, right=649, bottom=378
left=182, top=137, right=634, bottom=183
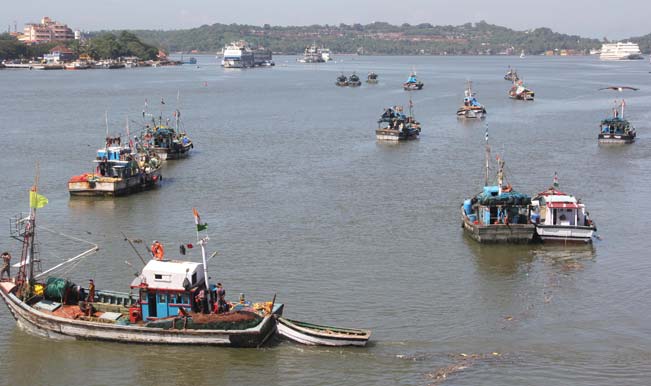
left=131, top=260, right=205, bottom=291
left=546, top=202, right=579, bottom=209
left=476, top=186, right=531, bottom=206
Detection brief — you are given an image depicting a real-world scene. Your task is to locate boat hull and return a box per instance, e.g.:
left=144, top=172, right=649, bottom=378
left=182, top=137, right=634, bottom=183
left=375, top=128, right=419, bottom=141
left=68, top=172, right=161, bottom=197
left=598, top=133, right=635, bottom=144
left=457, top=108, right=486, bottom=119
left=151, top=143, right=193, bottom=160
left=534, top=225, right=595, bottom=243
left=276, top=317, right=370, bottom=346
left=0, top=283, right=282, bottom=347
left=462, top=210, right=535, bottom=244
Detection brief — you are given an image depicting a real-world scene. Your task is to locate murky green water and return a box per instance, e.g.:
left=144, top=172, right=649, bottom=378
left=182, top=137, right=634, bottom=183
left=1, top=55, right=650, bottom=385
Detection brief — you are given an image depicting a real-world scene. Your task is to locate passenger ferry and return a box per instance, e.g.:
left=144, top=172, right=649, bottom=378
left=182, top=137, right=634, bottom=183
left=599, top=42, right=643, bottom=60
left=221, top=41, right=255, bottom=68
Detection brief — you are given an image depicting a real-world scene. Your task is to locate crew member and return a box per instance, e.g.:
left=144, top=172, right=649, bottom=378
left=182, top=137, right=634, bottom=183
left=87, top=279, right=95, bottom=303
left=1, top=252, right=11, bottom=280
left=216, top=282, right=228, bottom=313
left=151, top=240, right=164, bottom=261
left=195, top=288, right=207, bottom=314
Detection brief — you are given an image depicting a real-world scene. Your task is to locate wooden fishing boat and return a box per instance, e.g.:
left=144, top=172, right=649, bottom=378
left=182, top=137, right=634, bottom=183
left=461, top=129, right=535, bottom=243
left=376, top=100, right=421, bottom=141
left=457, top=81, right=487, bottom=119
left=348, top=73, right=362, bottom=87
left=508, top=79, right=534, bottom=101
left=336, top=73, right=349, bottom=86
left=141, top=103, right=194, bottom=160
left=276, top=317, right=370, bottom=346
left=68, top=136, right=162, bottom=196
left=366, top=72, right=379, bottom=84
left=0, top=200, right=283, bottom=347
left=598, top=99, right=636, bottom=144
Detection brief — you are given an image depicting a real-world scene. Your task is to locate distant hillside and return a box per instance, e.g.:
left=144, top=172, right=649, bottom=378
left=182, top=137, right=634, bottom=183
left=127, top=21, right=601, bottom=55
left=628, top=33, right=651, bottom=54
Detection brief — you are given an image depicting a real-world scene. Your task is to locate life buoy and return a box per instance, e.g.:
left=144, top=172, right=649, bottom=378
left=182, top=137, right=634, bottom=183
left=151, top=242, right=164, bottom=260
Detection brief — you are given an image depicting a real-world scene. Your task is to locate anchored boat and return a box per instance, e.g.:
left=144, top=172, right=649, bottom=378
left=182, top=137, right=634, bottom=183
left=336, top=73, right=349, bottom=87
left=68, top=136, right=162, bottom=196
left=457, top=81, right=487, bottom=119
left=141, top=107, right=193, bottom=160
left=348, top=72, right=362, bottom=87
left=531, top=174, right=596, bottom=243
left=504, top=67, right=519, bottom=81
left=403, top=72, right=424, bottom=91
left=277, top=317, right=371, bottom=346
left=0, top=204, right=283, bottom=347
left=376, top=99, right=421, bottom=141
left=366, top=72, right=379, bottom=84
left=597, top=87, right=639, bottom=144
left=508, top=79, right=534, bottom=101
left=461, top=129, right=535, bottom=243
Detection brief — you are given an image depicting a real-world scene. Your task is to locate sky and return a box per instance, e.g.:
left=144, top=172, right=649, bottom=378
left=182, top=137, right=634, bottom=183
left=2, top=0, right=649, bottom=40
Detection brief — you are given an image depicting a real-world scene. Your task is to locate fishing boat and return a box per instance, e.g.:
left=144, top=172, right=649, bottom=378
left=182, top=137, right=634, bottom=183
left=457, top=81, right=487, bottom=119
left=366, top=72, right=379, bottom=84
left=68, top=135, right=162, bottom=196
left=0, top=200, right=284, bottom=347
left=504, top=67, right=519, bottom=81
left=298, top=44, right=328, bottom=63
left=376, top=99, right=421, bottom=141
left=461, top=129, right=535, bottom=243
left=530, top=174, right=596, bottom=243
left=336, top=73, right=349, bottom=87
left=141, top=108, right=194, bottom=160
left=276, top=317, right=371, bottom=346
left=508, top=79, right=535, bottom=101
left=598, top=100, right=636, bottom=144
left=64, top=61, right=91, bottom=70
left=348, top=72, right=362, bottom=87
left=403, top=72, right=424, bottom=90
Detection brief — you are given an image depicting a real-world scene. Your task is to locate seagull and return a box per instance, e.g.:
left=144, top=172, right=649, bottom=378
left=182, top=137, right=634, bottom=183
left=598, top=86, right=639, bottom=91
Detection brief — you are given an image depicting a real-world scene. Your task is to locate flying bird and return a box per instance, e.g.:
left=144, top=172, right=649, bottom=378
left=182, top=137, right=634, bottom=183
left=598, top=86, right=639, bottom=92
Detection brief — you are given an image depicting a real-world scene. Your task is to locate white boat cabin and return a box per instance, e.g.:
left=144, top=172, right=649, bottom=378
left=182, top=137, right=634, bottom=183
left=531, top=192, right=589, bottom=227
left=131, top=260, right=206, bottom=320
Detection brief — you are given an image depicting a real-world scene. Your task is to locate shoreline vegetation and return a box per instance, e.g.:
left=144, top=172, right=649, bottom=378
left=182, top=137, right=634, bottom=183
left=2, top=21, right=651, bottom=62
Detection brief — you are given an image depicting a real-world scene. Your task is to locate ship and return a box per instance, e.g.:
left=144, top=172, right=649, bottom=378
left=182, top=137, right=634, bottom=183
left=298, top=44, right=330, bottom=63
left=461, top=129, right=535, bottom=243
left=403, top=72, right=424, bottom=91
left=530, top=174, right=596, bottom=243
left=376, top=99, right=421, bottom=141
left=221, top=41, right=255, bottom=68
left=456, top=81, right=487, bottom=119
left=599, top=42, right=643, bottom=61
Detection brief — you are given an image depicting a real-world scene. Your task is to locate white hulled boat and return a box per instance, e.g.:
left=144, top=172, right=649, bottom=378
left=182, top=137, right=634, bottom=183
left=531, top=174, right=596, bottom=243
left=599, top=42, right=643, bottom=60
left=221, top=41, right=255, bottom=68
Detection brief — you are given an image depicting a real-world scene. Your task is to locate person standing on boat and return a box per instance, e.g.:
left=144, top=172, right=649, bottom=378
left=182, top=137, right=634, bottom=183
left=1, top=252, right=11, bottom=280
left=215, top=282, right=228, bottom=313
left=151, top=241, right=164, bottom=261
left=87, top=279, right=95, bottom=303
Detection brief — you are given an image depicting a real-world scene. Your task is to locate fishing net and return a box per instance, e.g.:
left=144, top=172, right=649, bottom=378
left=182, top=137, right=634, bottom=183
left=44, top=277, right=76, bottom=302
left=145, top=311, right=263, bottom=330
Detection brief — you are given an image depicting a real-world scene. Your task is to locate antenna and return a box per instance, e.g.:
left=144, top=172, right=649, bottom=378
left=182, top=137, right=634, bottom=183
left=104, top=111, right=109, bottom=140
left=484, top=124, right=490, bottom=186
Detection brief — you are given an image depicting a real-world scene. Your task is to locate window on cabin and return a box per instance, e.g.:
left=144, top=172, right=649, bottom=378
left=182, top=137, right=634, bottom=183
left=159, top=294, right=167, bottom=303
left=192, top=272, right=197, bottom=285
left=176, top=294, right=183, bottom=304
left=154, top=274, right=162, bottom=280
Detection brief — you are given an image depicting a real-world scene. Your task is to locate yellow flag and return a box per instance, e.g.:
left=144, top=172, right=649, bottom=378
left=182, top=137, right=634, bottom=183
left=29, top=191, right=48, bottom=209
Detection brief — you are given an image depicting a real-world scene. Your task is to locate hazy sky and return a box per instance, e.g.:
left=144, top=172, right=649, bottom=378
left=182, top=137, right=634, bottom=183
left=3, top=0, right=649, bottom=39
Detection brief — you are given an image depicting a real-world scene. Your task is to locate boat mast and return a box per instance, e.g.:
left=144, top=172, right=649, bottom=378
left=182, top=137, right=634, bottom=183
left=621, top=99, right=625, bottom=119
left=497, top=157, right=504, bottom=195
left=484, top=125, right=490, bottom=186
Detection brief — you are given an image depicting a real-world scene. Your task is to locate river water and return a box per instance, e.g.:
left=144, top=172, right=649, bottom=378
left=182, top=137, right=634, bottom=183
left=1, top=55, right=651, bottom=385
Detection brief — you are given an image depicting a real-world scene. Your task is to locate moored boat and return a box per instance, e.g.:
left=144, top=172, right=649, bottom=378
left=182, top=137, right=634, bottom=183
left=376, top=99, right=421, bottom=141
left=336, top=73, right=349, bottom=86
left=68, top=136, right=162, bottom=196
left=504, top=67, right=519, bottom=81
left=457, top=80, right=487, bottom=119
left=508, top=79, right=534, bottom=100
left=141, top=107, right=194, bottom=160
left=348, top=72, right=362, bottom=87
left=530, top=174, right=596, bottom=243
left=403, top=72, right=424, bottom=90
left=597, top=88, right=638, bottom=144
left=461, top=129, right=535, bottom=243
left=276, top=317, right=371, bottom=346
left=366, top=72, right=379, bottom=84
left=0, top=203, right=283, bottom=348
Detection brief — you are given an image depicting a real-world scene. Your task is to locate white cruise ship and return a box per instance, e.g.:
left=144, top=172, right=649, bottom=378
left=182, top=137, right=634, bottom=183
left=221, top=41, right=255, bottom=68
left=599, top=42, right=643, bottom=61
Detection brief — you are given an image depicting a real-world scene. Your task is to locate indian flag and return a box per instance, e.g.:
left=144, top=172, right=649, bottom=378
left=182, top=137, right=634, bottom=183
left=193, top=208, right=208, bottom=232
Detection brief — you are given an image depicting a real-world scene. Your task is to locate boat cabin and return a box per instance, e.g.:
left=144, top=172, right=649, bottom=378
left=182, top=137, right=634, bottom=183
left=466, top=186, right=531, bottom=225
left=94, top=146, right=137, bottom=178
left=531, top=192, right=590, bottom=227
left=131, top=260, right=206, bottom=320
left=600, top=117, right=632, bottom=135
